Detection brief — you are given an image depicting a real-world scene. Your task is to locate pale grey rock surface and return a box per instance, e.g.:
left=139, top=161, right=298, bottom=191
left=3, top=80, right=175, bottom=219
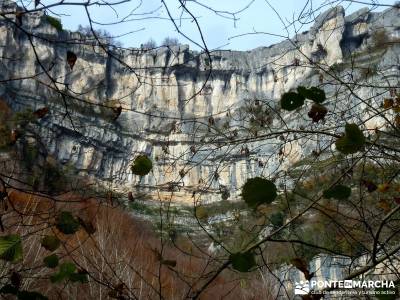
left=0, top=2, right=399, bottom=203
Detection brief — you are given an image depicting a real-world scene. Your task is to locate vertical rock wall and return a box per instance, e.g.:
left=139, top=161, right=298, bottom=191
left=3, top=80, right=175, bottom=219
left=0, top=1, right=399, bottom=203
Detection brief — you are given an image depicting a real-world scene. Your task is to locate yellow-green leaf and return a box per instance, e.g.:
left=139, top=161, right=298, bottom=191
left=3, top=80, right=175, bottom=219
left=50, top=262, right=76, bottom=283
left=0, top=234, right=23, bottom=263
left=41, top=236, right=60, bottom=252
left=336, top=124, right=365, bottom=154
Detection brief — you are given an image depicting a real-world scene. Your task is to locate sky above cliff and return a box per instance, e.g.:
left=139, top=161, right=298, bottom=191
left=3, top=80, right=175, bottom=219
left=36, top=0, right=397, bottom=50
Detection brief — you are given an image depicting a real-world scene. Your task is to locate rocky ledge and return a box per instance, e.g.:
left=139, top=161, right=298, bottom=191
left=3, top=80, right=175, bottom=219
left=0, top=1, right=399, bottom=203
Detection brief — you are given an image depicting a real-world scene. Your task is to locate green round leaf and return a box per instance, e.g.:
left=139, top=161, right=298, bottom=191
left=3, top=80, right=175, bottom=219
left=59, top=261, right=76, bottom=274
left=345, top=123, right=365, bottom=142
left=242, top=177, right=277, bottom=208
left=296, top=86, right=308, bottom=97
left=280, top=92, right=305, bottom=111
left=0, top=234, right=23, bottom=263
left=50, top=261, right=76, bottom=283
left=230, top=252, right=256, bottom=272
left=43, top=254, right=59, bottom=268
left=297, top=86, right=326, bottom=103
left=270, top=212, right=285, bottom=228
left=69, top=270, right=89, bottom=283
left=41, top=236, right=60, bottom=252
left=323, top=185, right=351, bottom=200
left=131, top=155, right=153, bottom=176
left=335, top=136, right=352, bottom=154
left=335, top=124, right=365, bottom=154
left=56, top=212, right=80, bottom=235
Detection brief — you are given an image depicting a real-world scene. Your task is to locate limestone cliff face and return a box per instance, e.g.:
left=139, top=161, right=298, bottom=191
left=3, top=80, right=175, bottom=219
left=0, top=1, right=399, bottom=203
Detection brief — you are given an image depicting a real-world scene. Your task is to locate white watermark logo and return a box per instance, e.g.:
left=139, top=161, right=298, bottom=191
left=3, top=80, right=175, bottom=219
left=294, top=281, right=310, bottom=295
left=294, top=280, right=395, bottom=295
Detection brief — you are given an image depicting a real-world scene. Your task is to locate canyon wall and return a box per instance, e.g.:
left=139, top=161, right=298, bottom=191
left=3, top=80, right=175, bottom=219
left=1, top=1, right=399, bottom=203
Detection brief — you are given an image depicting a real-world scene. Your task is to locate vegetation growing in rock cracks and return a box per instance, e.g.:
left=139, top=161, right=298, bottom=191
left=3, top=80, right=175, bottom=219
left=0, top=1, right=400, bottom=299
